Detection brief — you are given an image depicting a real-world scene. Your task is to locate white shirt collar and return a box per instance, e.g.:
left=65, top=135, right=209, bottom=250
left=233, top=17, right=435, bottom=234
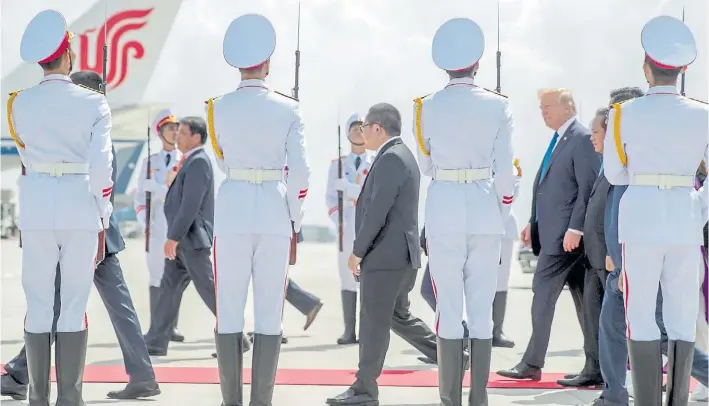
left=40, top=74, right=71, bottom=84
left=183, top=145, right=204, bottom=159
left=646, top=85, right=679, bottom=96
left=375, top=136, right=399, bottom=156
left=556, top=116, right=576, bottom=137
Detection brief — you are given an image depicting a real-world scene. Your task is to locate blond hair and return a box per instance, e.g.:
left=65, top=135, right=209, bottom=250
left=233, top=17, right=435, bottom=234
left=538, top=88, right=577, bottom=114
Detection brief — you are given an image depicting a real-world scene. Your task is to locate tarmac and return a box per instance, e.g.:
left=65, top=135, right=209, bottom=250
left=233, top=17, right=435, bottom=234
left=0, top=238, right=703, bottom=405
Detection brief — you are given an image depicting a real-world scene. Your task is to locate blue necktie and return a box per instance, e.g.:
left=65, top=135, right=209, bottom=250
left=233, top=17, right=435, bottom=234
left=538, top=132, right=559, bottom=184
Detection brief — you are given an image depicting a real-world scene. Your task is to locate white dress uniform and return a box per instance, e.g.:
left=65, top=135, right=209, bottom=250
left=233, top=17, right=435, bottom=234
left=498, top=160, right=522, bottom=292
left=133, top=110, right=180, bottom=287
left=603, top=16, right=708, bottom=405
left=207, top=14, right=310, bottom=406
left=326, top=116, right=373, bottom=292
left=325, top=113, right=372, bottom=345
left=415, top=18, right=515, bottom=405
left=10, top=10, right=113, bottom=405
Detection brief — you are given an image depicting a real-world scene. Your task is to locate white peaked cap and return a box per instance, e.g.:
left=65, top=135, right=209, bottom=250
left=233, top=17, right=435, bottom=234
left=152, top=109, right=178, bottom=135
left=432, top=18, right=485, bottom=71
left=20, top=10, right=72, bottom=64
left=223, top=14, right=277, bottom=69
left=345, top=113, right=364, bottom=131
left=641, top=15, right=697, bottom=69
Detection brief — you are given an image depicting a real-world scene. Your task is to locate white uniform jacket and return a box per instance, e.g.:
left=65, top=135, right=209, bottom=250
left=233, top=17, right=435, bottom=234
left=133, top=149, right=181, bottom=231
left=9, top=74, right=113, bottom=231
left=604, top=86, right=708, bottom=245
left=503, top=162, right=523, bottom=241
left=414, top=77, right=516, bottom=237
left=206, top=79, right=311, bottom=236
left=325, top=153, right=372, bottom=230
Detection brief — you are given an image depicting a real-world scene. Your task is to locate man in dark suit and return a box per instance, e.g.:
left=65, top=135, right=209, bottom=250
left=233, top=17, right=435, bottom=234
left=498, top=88, right=600, bottom=381
left=144, top=116, right=249, bottom=356
left=0, top=70, right=161, bottom=401
left=557, top=106, right=612, bottom=388
left=326, top=103, right=437, bottom=406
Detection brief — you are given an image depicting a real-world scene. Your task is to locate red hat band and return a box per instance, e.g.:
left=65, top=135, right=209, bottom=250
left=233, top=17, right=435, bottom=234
left=646, top=53, right=681, bottom=70
left=38, top=31, right=70, bottom=64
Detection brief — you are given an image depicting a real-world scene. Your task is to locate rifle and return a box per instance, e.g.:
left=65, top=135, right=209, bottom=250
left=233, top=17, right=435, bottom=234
left=94, top=2, right=110, bottom=265
left=144, top=118, right=152, bottom=252
left=288, top=1, right=302, bottom=265
left=495, top=0, right=502, bottom=94
left=337, top=122, right=344, bottom=252
left=680, top=7, right=686, bottom=96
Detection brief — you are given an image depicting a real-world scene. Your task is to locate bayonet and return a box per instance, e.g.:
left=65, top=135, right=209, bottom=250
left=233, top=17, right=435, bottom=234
left=495, top=0, right=502, bottom=94
left=292, top=1, right=301, bottom=100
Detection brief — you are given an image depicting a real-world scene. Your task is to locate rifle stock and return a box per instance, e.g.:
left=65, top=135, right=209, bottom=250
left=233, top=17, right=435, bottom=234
left=145, top=124, right=152, bottom=252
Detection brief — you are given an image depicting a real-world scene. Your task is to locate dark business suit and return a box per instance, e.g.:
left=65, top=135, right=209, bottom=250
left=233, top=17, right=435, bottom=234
left=499, top=119, right=600, bottom=379
left=144, top=147, right=219, bottom=354
left=559, top=170, right=610, bottom=386
left=327, top=138, right=436, bottom=405
left=1, top=146, right=159, bottom=401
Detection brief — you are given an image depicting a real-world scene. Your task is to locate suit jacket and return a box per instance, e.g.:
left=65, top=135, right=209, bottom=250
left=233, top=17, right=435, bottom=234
left=164, top=147, right=214, bottom=251
left=105, top=145, right=125, bottom=255
left=529, top=119, right=600, bottom=256
left=353, top=138, right=421, bottom=271
left=582, top=170, right=611, bottom=270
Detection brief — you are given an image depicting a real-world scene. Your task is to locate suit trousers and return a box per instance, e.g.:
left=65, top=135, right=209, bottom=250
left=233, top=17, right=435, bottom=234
left=4, top=255, right=154, bottom=384
left=427, top=234, right=501, bottom=339
left=286, top=279, right=321, bottom=316
left=581, top=268, right=606, bottom=375
left=623, top=243, right=699, bottom=342
left=22, top=230, right=97, bottom=333
left=522, top=250, right=585, bottom=368
left=213, top=234, right=290, bottom=335
left=354, top=267, right=437, bottom=398
left=145, top=246, right=216, bottom=350
left=599, top=270, right=709, bottom=405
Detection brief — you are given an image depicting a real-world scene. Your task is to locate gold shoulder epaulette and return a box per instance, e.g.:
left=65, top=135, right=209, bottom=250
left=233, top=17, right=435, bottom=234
left=75, top=83, right=101, bottom=93
left=273, top=90, right=297, bottom=101
left=687, top=97, right=708, bottom=105
left=204, top=95, right=223, bottom=105
left=482, top=87, right=508, bottom=98
left=414, top=93, right=432, bottom=102
left=7, top=89, right=25, bottom=150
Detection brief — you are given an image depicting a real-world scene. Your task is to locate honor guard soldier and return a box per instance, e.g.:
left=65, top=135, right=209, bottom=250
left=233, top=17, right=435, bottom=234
left=415, top=18, right=515, bottom=405
left=207, top=14, right=311, bottom=406
left=603, top=16, right=708, bottom=406
left=9, top=10, right=113, bottom=405
left=133, top=109, right=186, bottom=342
left=326, top=113, right=372, bottom=345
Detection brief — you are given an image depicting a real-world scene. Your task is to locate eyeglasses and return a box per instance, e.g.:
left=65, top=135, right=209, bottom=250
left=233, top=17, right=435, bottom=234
left=359, top=122, right=380, bottom=132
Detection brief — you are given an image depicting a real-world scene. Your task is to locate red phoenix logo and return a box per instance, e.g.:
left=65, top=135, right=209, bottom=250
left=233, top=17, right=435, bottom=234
left=78, top=8, right=154, bottom=90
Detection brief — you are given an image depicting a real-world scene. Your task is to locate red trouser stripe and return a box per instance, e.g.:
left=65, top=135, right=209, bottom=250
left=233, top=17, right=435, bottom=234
left=621, top=243, right=631, bottom=340
left=213, top=237, right=218, bottom=332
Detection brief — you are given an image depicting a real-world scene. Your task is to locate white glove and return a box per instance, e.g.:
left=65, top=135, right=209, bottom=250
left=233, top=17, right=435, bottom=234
left=143, top=178, right=160, bottom=193
left=334, top=178, right=348, bottom=192
left=97, top=200, right=113, bottom=230
left=136, top=209, right=147, bottom=229
left=334, top=178, right=362, bottom=200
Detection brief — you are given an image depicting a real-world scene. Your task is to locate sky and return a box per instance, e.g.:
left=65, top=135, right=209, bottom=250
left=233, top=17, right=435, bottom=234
left=2, top=0, right=707, bottom=228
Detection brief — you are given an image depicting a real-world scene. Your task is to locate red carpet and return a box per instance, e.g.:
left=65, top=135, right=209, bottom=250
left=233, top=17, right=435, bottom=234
left=1, top=365, right=696, bottom=390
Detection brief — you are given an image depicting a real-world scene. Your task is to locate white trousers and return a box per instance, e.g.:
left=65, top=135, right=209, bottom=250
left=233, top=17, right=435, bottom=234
left=428, top=234, right=501, bottom=339
left=622, top=243, right=699, bottom=342
left=22, top=230, right=97, bottom=333
left=496, top=238, right=514, bottom=292
left=214, top=234, right=290, bottom=335
left=146, top=222, right=167, bottom=287
left=336, top=223, right=358, bottom=292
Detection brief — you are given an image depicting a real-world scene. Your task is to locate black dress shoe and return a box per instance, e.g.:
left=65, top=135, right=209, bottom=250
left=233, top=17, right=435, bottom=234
left=497, top=362, right=542, bottom=381
left=106, top=380, right=161, bottom=399
left=170, top=328, right=185, bottom=342
left=417, top=355, right=436, bottom=364
left=147, top=347, right=167, bottom=356
left=304, top=301, right=324, bottom=330
left=0, top=373, right=27, bottom=401
left=337, top=334, right=358, bottom=345
left=564, top=373, right=578, bottom=379
left=492, top=333, right=515, bottom=348
left=557, top=374, right=603, bottom=388
left=326, top=388, right=379, bottom=406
